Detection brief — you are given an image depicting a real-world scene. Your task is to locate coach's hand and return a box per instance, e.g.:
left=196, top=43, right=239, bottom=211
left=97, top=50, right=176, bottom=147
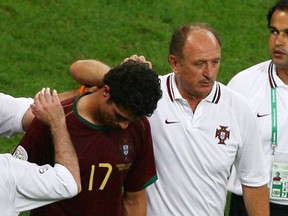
left=122, top=54, right=152, bottom=69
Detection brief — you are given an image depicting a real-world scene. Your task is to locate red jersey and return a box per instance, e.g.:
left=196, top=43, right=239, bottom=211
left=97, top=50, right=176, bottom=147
left=17, top=95, right=157, bottom=216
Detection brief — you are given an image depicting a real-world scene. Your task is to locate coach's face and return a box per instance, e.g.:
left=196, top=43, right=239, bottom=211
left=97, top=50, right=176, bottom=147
left=269, top=9, right=288, bottom=70
left=169, top=29, right=221, bottom=101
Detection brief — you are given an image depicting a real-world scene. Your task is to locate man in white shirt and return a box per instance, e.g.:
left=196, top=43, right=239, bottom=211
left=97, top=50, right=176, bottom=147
left=0, top=88, right=81, bottom=216
left=144, top=23, right=269, bottom=216
left=227, top=0, right=288, bottom=215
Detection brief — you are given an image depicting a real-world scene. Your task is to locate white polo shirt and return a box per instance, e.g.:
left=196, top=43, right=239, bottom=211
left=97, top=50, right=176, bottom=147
left=227, top=60, right=288, bottom=205
left=0, top=153, right=78, bottom=216
left=0, top=93, right=33, bottom=137
left=146, top=73, right=269, bottom=216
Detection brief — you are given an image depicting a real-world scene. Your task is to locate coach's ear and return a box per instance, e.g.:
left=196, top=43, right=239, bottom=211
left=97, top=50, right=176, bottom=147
left=169, top=54, right=179, bottom=74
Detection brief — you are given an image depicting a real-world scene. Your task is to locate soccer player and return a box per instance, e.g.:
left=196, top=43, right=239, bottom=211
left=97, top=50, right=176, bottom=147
left=1, top=88, right=81, bottom=215
left=14, top=61, right=162, bottom=215
left=68, top=23, right=270, bottom=215
left=227, top=0, right=288, bottom=215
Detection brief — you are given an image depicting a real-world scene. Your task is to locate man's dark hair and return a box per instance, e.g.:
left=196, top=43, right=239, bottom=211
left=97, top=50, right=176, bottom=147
left=103, top=60, right=162, bottom=117
left=169, top=23, right=221, bottom=61
left=267, top=0, right=288, bottom=26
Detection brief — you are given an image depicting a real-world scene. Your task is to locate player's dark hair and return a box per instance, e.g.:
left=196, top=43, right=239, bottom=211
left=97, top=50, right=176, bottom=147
left=169, top=23, right=221, bottom=61
left=103, top=60, right=162, bottom=117
left=267, top=0, right=288, bottom=26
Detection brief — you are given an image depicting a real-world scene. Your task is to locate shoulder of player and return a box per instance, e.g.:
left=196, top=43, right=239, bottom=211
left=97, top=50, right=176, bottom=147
left=129, top=117, right=151, bottom=131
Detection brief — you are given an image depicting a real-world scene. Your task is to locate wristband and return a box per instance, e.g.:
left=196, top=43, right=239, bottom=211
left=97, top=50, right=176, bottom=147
left=78, top=85, right=85, bottom=94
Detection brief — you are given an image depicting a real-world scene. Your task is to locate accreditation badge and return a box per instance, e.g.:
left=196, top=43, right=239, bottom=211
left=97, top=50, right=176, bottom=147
left=270, top=162, right=288, bottom=200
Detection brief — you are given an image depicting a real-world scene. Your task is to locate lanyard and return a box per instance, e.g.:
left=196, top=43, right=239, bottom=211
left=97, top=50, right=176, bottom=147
left=271, top=87, right=277, bottom=155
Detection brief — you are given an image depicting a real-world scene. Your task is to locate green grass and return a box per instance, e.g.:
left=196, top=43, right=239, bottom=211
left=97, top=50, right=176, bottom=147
left=0, top=0, right=274, bottom=215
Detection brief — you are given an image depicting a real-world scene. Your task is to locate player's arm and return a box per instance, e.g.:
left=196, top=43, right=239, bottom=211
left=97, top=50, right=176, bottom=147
left=31, top=88, right=82, bottom=192
left=242, top=184, right=269, bottom=216
left=122, top=190, right=147, bottom=216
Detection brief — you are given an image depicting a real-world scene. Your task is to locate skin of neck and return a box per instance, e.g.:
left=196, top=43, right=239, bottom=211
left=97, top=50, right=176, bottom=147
left=76, top=92, right=102, bottom=125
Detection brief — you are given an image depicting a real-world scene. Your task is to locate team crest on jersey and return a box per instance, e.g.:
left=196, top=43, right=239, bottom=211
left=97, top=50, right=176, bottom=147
left=122, top=145, right=129, bottom=156
left=215, top=126, right=230, bottom=145
left=119, top=138, right=133, bottom=161
left=12, top=145, right=28, bottom=161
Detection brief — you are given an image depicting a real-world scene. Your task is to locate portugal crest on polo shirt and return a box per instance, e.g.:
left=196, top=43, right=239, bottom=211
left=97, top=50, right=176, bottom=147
left=215, top=126, right=230, bottom=145
left=118, top=138, right=134, bottom=161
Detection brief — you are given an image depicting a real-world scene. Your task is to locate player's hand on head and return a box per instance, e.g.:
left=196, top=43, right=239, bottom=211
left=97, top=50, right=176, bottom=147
left=30, top=87, right=65, bottom=127
left=122, top=54, right=152, bottom=69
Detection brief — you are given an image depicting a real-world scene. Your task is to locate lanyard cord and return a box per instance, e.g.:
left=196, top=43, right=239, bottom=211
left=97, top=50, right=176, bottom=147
left=271, top=87, right=277, bottom=155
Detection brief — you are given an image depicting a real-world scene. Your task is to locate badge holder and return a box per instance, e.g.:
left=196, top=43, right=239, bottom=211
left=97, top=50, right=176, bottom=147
left=270, top=162, right=288, bottom=200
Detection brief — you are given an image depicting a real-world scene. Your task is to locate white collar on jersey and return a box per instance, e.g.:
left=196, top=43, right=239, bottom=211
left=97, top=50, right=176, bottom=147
left=268, top=61, right=288, bottom=88
left=165, top=73, right=221, bottom=104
